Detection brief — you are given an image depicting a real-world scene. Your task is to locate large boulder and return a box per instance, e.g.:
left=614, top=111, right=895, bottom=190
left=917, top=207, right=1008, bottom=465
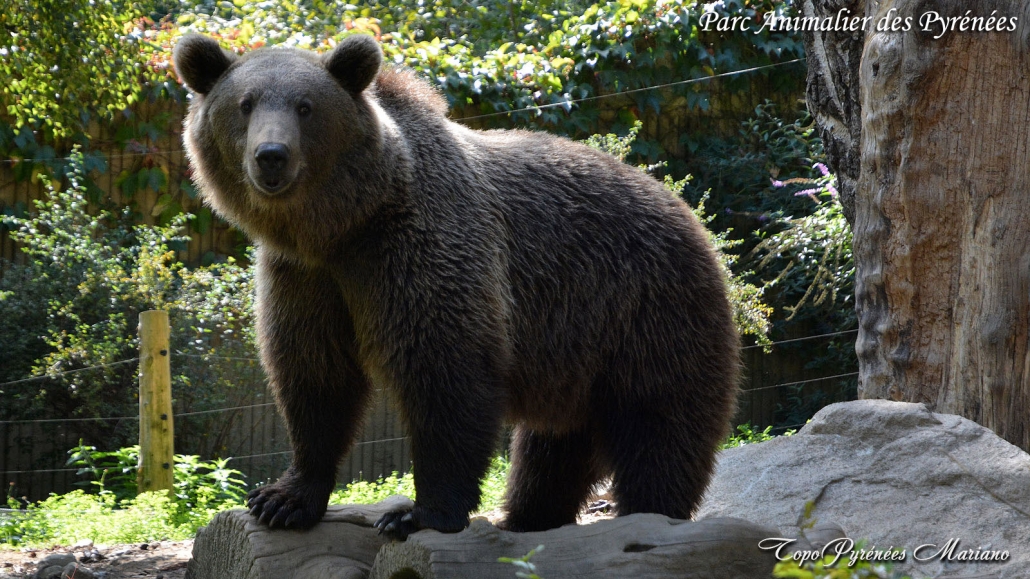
left=697, top=399, right=1030, bottom=578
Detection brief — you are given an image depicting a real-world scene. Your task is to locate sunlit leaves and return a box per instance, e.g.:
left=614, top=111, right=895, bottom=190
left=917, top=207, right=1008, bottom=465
left=0, top=1, right=164, bottom=140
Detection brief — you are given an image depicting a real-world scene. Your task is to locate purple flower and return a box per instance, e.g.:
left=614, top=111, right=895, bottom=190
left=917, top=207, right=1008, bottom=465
left=814, top=162, right=830, bottom=176
left=771, top=179, right=784, bottom=187
left=826, top=184, right=839, bottom=198
left=794, top=188, right=820, bottom=203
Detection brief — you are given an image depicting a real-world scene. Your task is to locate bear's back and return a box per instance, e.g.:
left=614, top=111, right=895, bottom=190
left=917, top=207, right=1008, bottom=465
left=368, top=69, right=733, bottom=425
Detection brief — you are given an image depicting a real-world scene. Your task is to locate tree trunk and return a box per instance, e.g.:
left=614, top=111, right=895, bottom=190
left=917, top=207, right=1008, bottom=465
left=801, top=0, right=865, bottom=225
left=845, top=0, right=1030, bottom=450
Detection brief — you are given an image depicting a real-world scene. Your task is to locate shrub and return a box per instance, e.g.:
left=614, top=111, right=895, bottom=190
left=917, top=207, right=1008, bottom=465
left=0, top=148, right=259, bottom=457
left=329, top=472, right=417, bottom=506
left=0, top=442, right=247, bottom=546
left=325, top=455, right=511, bottom=512
left=721, top=422, right=796, bottom=449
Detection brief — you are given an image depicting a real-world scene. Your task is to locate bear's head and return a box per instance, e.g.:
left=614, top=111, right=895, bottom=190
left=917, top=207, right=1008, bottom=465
left=173, top=34, right=383, bottom=208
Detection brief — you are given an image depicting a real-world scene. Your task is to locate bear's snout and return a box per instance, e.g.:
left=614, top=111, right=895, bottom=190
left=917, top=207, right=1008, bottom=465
left=255, top=142, right=292, bottom=191
left=253, top=143, right=293, bottom=194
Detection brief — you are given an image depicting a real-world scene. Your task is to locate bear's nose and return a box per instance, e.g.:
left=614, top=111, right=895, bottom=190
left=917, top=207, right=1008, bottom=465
left=255, top=143, right=290, bottom=175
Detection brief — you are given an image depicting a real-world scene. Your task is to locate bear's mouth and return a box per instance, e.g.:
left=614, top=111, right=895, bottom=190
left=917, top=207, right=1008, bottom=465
left=246, top=164, right=300, bottom=197
left=253, top=176, right=291, bottom=196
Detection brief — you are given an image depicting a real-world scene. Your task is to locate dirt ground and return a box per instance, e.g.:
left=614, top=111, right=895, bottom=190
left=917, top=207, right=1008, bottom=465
left=0, top=540, right=192, bottom=579
left=0, top=502, right=614, bottom=579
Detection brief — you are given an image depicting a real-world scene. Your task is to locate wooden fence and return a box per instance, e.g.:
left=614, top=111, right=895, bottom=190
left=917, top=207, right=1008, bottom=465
left=0, top=328, right=855, bottom=503
left=1, top=68, right=803, bottom=266
left=0, top=377, right=410, bottom=503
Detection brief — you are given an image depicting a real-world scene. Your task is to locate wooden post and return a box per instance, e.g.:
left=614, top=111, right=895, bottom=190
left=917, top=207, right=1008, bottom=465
left=138, top=310, right=174, bottom=495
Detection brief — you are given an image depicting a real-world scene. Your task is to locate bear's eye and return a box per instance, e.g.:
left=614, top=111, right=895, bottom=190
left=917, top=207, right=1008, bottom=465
left=297, top=102, right=312, bottom=117
left=240, top=99, right=253, bottom=115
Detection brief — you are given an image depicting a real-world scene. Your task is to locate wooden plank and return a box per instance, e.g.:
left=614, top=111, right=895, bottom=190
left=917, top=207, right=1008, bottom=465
left=138, top=310, right=175, bottom=494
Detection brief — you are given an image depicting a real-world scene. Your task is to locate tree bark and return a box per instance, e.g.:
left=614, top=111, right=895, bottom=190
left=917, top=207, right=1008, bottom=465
left=801, top=0, right=865, bottom=224
left=849, top=0, right=1030, bottom=450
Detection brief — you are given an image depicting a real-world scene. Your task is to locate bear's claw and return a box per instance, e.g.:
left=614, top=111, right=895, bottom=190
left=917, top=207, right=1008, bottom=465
left=246, top=475, right=330, bottom=530
left=373, top=505, right=470, bottom=540
left=374, top=510, right=418, bottom=540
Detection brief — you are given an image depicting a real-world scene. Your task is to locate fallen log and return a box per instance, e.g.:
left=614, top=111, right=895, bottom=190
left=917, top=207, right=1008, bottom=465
left=185, top=496, right=412, bottom=579
left=370, top=515, right=780, bottom=579
left=187, top=497, right=780, bottom=579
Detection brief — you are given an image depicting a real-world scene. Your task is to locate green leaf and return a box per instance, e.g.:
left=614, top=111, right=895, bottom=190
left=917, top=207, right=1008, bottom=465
left=195, top=207, right=213, bottom=235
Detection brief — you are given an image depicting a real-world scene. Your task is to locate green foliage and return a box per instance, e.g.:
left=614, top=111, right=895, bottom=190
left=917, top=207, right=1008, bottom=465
left=1, top=490, right=194, bottom=546
left=752, top=165, right=850, bottom=321
left=66, top=442, right=142, bottom=501
left=477, top=456, right=512, bottom=511
left=0, top=0, right=797, bottom=142
left=1, top=148, right=185, bottom=427
left=165, top=0, right=803, bottom=138
left=701, top=105, right=851, bottom=332
left=169, top=453, right=248, bottom=517
left=1, top=0, right=806, bottom=141
left=499, top=544, right=546, bottom=579
left=0, top=1, right=164, bottom=140
left=67, top=442, right=248, bottom=508
left=692, top=190, right=773, bottom=345
left=683, top=101, right=824, bottom=222
left=747, top=163, right=857, bottom=425
left=720, top=422, right=796, bottom=448
left=327, top=456, right=510, bottom=512
left=0, top=442, right=247, bottom=546
left=330, top=472, right=417, bottom=506
left=0, top=148, right=257, bottom=460
left=679, top=101, right=856, bottom=427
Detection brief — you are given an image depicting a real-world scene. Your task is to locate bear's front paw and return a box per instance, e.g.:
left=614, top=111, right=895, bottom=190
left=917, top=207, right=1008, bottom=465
left=246, top=474, right=331, bottom=529
left=373, top=504, right=469, bottom=540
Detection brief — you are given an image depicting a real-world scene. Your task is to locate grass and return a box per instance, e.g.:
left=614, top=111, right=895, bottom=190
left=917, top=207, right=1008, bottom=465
left=2, top=424, right=786, bottom=548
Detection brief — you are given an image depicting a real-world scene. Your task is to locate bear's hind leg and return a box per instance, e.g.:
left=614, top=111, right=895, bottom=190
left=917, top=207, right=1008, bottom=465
left=599, top=399, right=723, bottom=521
left=246, top=251, right=372, bottom=529
left=500, top=426, right=602, bottom=532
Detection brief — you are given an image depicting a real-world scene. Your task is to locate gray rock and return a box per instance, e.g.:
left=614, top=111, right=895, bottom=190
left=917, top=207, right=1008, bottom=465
left=60, top=562, right=95, bottom=579
left=33, top=554, right=76, bottom=579
left=37, top=555, right=76, bottom=570
left=697, top=399, right=1030, bottom=578
left=33, top=567, right=64, bottom=579
left=77, top=549, right=103, bottom=564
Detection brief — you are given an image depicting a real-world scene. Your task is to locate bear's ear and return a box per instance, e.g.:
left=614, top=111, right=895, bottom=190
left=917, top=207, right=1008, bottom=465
left=323, top=35, right=382, bottom=94
left=173, top=34, right=238, bottom=95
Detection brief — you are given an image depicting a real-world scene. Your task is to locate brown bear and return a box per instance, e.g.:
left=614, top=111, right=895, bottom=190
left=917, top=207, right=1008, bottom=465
left=173, top=33, right=740, bottom=539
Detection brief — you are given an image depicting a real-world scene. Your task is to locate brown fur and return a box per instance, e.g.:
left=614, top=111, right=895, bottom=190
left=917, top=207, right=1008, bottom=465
left=173, top=33, right=740, bottom=537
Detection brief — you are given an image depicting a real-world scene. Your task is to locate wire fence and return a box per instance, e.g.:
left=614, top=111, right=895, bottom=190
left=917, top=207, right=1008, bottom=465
left=1, top=327, right=857, bottom=501
left=0, top=58, right=807, bottom=166
left=0, top=352, right=412, bottom=503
